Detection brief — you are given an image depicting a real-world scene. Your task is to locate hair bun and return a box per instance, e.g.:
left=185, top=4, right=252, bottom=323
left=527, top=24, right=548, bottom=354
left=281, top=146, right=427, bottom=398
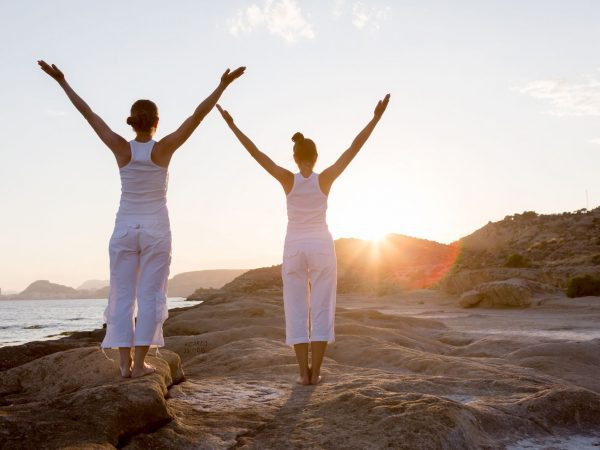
left=291, top=132, right=305, bottom=144
left=126, top=116, right=136, bottom=126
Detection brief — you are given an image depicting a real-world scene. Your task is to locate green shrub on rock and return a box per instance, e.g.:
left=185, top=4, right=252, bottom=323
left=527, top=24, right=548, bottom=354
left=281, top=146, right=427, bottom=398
left=566, top=275, right=600, bottom=298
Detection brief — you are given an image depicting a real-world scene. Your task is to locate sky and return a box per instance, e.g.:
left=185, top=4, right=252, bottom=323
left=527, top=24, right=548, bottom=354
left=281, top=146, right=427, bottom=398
left=1, top=0, right=599, bottom=292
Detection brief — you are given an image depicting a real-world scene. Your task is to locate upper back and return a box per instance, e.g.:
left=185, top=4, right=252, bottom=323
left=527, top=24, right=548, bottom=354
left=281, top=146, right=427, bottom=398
left=120, top=139, right=168, bottom=180
left=117, top=140, right=169, bottom=217
left=286, top=172, right=328, bottom=227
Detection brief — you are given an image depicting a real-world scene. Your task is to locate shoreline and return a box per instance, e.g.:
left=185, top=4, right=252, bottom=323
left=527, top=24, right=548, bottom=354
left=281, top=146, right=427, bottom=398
left=0, top=300, right=200, bottom=371
left=0, top=298, right=200, bottom=350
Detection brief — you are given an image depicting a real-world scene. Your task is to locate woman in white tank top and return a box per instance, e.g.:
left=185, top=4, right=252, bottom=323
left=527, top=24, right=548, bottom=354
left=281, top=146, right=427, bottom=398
left=39, top=60, right=245, bottom=378
left=216, top=94, right=390, bottom=385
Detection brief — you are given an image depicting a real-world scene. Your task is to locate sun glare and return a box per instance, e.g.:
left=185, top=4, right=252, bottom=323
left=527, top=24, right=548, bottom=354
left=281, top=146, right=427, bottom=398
left=369, top=233, right=389, bottom=245
left=357, top=228, right=389, bottom=244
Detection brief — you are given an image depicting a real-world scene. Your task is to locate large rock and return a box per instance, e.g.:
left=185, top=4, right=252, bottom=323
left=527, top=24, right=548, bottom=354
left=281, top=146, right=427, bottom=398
left=459, top=278, right=533, bottom=308
left=458, top=289, right=482, bottom=307
left=478, top=279, right=533, bottom=307
left=439, top=268, right=554, bottom=295
left=0, top=347, right=183, bottom=449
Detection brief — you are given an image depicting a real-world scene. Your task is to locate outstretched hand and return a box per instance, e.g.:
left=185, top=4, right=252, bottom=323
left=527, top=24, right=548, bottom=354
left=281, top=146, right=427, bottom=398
left=216, top=104, right=234, bottom=126
left=374, top=93, right=391, bottom=119
left=38, top=60, right=65, bottom=82
left=220, top=66, right=246, bottom=88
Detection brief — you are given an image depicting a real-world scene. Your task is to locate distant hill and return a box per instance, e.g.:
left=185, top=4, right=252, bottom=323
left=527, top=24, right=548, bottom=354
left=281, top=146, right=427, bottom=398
left=77, top=280, right=109, bottom=291
left=1, top=280, right=109, bottom=300
left=190, top=208, right=600, bottom=300
left=335, top=235, right=459, bottom=292
left=191, top=234, right=458, bottom=298
left=167, top=270, right=248, bottom=297
left=15, top=280, right=79, bottom=300
left=9, top=208, right=599, bottom=301
left=439, top=207, right=600, bottom=295
left=2, top=270, right=246, bottom=300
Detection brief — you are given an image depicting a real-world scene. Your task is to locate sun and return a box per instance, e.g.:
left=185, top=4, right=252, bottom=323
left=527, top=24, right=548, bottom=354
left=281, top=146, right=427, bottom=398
left=358, top=228, right=389, bottom=244
left=328, top=211, right=391, bottom=244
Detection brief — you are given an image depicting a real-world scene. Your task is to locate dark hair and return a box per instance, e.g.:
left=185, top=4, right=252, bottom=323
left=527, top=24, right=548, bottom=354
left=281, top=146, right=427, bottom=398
left=291, top=132, right=317, bottom=164
left=127, top=99, right=158, bottom=132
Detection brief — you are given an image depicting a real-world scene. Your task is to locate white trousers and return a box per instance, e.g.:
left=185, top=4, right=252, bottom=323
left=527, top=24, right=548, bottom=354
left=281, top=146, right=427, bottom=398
left=281, top=239, right=337, bottom=345
left=101, top=220, right=171, bottom=348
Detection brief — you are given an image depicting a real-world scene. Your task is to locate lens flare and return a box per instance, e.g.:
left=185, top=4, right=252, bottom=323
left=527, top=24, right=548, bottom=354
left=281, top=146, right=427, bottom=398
left=334, top=235, right=462, bottom=292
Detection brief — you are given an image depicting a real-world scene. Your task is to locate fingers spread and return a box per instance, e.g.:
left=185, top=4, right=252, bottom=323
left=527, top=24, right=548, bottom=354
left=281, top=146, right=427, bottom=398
left=229, top=66, right=246, bottom=80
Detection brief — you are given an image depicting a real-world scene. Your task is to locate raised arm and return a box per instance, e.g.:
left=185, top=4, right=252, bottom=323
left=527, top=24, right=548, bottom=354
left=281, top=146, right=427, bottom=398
left=38, top=60, right=129, bottom=165
left=320, top=94, right=390, bottom=194
left=152, top=67, right=246, bottom=167
left=216, top=105, right=294, bottom=193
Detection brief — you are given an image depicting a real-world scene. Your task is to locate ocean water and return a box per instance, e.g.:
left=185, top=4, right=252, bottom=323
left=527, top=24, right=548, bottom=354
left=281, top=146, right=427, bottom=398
left=0, top=297, right=202, bottom=347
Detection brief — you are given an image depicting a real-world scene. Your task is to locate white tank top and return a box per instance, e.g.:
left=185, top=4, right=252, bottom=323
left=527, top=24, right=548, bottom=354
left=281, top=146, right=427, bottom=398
left=285, top=172, right=332, bottom=242
left=115, top=140, right=169, bottom=222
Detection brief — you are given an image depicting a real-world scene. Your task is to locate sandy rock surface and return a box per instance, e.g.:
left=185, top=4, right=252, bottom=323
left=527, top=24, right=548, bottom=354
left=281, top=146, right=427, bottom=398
left=145, top=294, right=600, bottom=449
left=2, top=291, right=600, bottom=449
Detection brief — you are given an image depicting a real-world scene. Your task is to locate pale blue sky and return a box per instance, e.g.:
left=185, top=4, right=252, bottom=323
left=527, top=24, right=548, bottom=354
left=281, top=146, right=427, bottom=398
left=1, top=0, right=599, bottom=291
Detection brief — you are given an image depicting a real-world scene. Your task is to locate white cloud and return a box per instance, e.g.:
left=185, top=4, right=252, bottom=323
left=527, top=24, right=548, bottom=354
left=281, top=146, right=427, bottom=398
left=517, top=71, right=600, bottom=116
left=332, top=0, right=346, bottom=18
left=330, top=1, right=389, bottom=30
left=228, top=0, right=314, bottom=43
left=351, top=2, right=389, bottom=30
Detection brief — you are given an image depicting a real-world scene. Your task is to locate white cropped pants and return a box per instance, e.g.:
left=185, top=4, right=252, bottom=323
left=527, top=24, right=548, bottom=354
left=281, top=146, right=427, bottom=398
left=281, top=239, right=337, bottom=345
left=101, top=219, right=171, bottom=349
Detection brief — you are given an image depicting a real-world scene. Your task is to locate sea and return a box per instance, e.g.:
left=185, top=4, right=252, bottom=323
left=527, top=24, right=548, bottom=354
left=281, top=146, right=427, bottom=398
left=0, top=297, right=202, bottom=347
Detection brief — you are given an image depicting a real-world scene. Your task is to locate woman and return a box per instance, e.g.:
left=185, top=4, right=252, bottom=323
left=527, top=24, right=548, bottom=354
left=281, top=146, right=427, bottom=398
left=216, top=94, right=390, bottom=385
left=39, top=60, right=245, bottom=378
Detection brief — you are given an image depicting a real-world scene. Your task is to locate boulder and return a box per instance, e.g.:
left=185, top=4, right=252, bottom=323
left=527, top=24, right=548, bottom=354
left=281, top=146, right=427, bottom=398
left=458, top=290, right=482, bottom=307
left=440, top=268, right=548, bottom=295
left=465, top=278, right=533, bottom=308
left=0, top=346, right=183, bottom=449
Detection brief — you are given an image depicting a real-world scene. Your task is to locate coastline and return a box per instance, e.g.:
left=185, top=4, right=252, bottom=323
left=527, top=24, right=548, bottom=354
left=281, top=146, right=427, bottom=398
left=0, top=300, right=199, bottom=371
left=0, top=297, right=201, bottom=349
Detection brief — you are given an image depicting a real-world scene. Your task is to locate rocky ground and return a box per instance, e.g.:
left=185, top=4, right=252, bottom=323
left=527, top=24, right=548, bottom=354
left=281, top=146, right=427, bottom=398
left=2, top=290, right=600, bottom=449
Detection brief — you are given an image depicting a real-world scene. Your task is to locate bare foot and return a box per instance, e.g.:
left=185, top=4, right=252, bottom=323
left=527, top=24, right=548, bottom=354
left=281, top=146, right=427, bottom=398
left=131, top=363, right=155, bottom=378
left=120, top=364, right=132, bottom=378
left=310, top=375, right=322, bottom=385
left=296, top=375, right=310, bottom=385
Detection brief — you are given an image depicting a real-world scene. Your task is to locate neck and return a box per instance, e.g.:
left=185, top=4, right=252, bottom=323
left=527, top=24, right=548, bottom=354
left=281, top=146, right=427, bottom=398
left=135, top=132, right=154, bottom=142
left=299, top=166, right=313, bottom=177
